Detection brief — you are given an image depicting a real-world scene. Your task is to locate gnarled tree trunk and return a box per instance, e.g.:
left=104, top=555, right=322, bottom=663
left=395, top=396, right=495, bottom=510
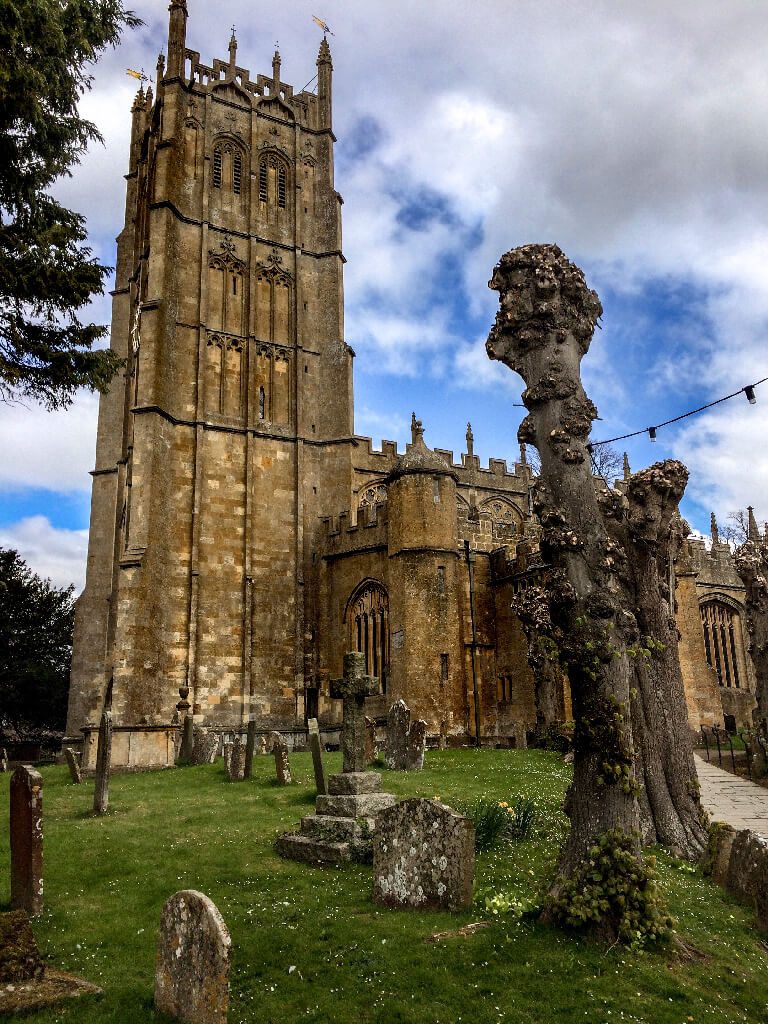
left=487, top=244, right=705, bottom=941
left=734, top=535, right=768, bottom=733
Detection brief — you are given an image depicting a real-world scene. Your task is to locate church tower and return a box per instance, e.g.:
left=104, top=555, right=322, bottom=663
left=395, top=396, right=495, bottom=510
left=66, top=7, right=354, bottom=748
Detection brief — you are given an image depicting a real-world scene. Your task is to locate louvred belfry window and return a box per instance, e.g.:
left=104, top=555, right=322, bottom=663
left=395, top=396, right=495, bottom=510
left=258, top=154, right=289, bottom=211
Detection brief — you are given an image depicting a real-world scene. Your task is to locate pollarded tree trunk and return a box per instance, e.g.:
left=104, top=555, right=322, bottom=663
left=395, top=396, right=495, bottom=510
left=620, top=468, right=707, bottom=857
left=487, top=246, right=644, bottom=941
left=734, top=537, right=768, bottom=733
left=487, top=244, right=697, bottom=941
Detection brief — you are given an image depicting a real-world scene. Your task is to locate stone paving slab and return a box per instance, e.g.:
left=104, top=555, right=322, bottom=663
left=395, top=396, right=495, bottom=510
left=695, top=754, right=768, bottom=838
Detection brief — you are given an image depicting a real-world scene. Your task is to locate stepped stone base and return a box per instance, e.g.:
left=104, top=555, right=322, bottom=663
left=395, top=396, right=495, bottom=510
left=276, top=771, right=395, bottom=865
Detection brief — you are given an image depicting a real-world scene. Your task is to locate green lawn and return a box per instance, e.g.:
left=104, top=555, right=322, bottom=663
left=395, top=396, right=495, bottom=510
left=1, top=749, right=766, bottom=1024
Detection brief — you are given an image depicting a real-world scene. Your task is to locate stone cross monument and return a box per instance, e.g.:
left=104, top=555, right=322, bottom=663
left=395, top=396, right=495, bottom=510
left=330, top=652, right=379, bottom=773
left=275, top=652, right=394, bottom=864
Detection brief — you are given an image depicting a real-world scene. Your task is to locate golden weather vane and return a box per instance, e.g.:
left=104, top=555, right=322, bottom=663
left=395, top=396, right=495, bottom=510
left=312, top=15, right=334, bottom=36
left=126, top=68, right=148, bottom=82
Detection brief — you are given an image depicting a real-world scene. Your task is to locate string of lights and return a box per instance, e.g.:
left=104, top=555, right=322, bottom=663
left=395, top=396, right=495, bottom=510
left=588, top=376, right=768, bottom=449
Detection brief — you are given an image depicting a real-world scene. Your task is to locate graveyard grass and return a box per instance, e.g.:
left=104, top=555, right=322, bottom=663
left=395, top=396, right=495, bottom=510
left=1, top=750, right=767, bottom=1024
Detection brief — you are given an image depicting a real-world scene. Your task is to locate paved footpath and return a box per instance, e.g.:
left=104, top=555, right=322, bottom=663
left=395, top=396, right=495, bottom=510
left=695, top=753, right=768, bottom=838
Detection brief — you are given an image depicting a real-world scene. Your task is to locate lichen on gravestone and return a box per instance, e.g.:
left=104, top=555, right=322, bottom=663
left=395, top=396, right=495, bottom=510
left=154, top=890, right=231, bottom=1024
left=373, top=798, right=475, bottom=911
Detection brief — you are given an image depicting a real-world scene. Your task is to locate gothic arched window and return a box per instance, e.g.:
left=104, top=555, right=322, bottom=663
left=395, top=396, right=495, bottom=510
left=258, top=153, right=289, bottom=210
left=700, top=600, right=744, bottom=688
left=345, top=581, right=390, bottom=692
left=212, top=142, right=246, bottom=194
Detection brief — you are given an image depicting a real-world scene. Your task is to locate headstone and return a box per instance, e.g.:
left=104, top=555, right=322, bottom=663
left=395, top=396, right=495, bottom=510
left=225, top=738, right=246, bottom=782
left=256, top=735, right=267, bottom=755
left=10, top=766, right=43, bottom=916
left=385, top=699, right=427, bottom=770
left=223, top=743, right=233, bottom=776
left=191, top=729, right=218, bottom=765
left=64, top=748, right=82, bottom=784
left=364, top=716, right=377, bottom=764
left=330, top=652, right=379, bottom=772
left=272, top=734, right=292, bottom=785
left=406, top=719, right=427, bottom=770
left=307, top=718, right=328, bottom=795
left=243, top=719, right=257, bottom=779
left=373, top=798, right=475, bottom=911
left=0, top=747, right=8, bottom=772
left=154, top=890, right=231, bottom=1024
left=178, top=714, right=194, bottom=764
left=725, top=828, right=768, bottom=903
left=93, top=710, right=112, bottom=816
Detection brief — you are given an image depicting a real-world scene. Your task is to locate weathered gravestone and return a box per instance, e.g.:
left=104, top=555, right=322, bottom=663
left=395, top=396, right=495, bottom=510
left=0, top=747, right=8, bottom=772
left=373, top=798, right=475, bottom=911
left=177, top=715, right=195, bottom=764
left=243, top=718, right=257, bottom=779
left=64, top=748, right=82, bottom=784
left=276, top=653, right=395, bottom=864
left=93, top=710, right=112, bottom=816
left=384, top=699, right=427, bottom=770
left=307, top=718, right=328, bottom=795
left=225, top=738, right=246, bottom=782
left=271, top=733, right=292, bottom=785
left=365, top=716, right=377, bottom=764
left=191, top=728, right=218, bottom=765
left=155, top=890, right=231, bottom=1024
left=256, top=735, right=267, bottom=755
left=10, top=766, right=43, bottom=916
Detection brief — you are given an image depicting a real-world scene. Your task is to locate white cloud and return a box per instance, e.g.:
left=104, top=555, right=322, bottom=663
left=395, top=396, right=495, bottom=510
left=0, top=517, right=88, bottom=592
left=354, top=406, right=409, bottom=443
left=0, top=392, right=98, bottom=493
left=5, top=0, right=768, bottom=537
left=674, top=402, right=768, bottom=527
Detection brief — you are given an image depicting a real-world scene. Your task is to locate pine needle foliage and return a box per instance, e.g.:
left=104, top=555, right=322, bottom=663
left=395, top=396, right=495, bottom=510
left=0, top=0, right=140, bottom=408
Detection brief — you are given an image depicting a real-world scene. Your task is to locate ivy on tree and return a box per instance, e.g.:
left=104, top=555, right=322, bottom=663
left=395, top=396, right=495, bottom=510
left=0, top=0, right=140, bottom=409
left=0, top=547, right=75, bottom=735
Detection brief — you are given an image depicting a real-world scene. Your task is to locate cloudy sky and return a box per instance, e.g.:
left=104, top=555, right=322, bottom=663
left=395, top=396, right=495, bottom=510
left=3, top=0, right=768, bottom=590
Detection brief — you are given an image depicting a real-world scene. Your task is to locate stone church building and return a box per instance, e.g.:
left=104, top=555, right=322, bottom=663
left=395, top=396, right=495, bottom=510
left=65, top=4, right=756, bottom=767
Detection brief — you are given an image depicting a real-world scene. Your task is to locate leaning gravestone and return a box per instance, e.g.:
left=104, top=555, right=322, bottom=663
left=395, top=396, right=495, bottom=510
left=155, top=890, right=231, bottom=1024
left=276, top=652, right=395, bottom=864
left=373, top=798, right=475, bottom=911
left=272, top=734, right=292, bottom=785
left=93, top=710, right=112, bottom=815
left=64, top=748, right=82, bottom=784
left=10, top=766, right=44, bottom=916
left=384, top=699, right=427, bottom=770
left=307, top=718, right=328, bottom=795
left=191, top=729, right=218, bottom=765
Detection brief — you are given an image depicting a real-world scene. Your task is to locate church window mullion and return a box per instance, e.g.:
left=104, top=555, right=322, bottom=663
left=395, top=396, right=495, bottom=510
left=729, top=622, right=741, bottom=688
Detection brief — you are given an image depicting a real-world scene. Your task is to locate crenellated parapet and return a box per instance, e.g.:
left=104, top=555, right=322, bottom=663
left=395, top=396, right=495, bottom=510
left=320, top=503, right=389, bottom=559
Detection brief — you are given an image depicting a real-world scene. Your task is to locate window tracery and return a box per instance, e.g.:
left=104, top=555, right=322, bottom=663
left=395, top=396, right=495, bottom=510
left=345, top=581, right=390, bottom=692
left=700, top=599, right=744, bottom=688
